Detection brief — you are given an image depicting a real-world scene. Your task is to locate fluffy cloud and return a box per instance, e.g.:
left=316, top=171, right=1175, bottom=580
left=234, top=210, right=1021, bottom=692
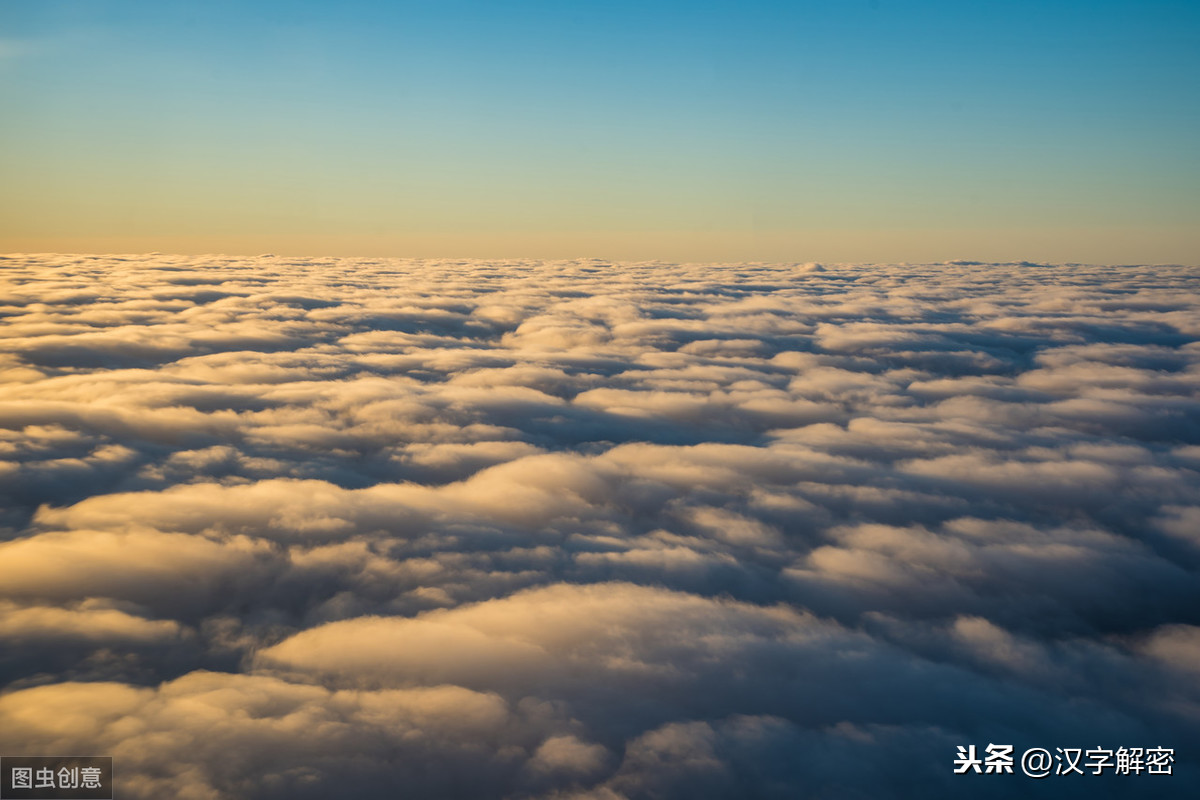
left=0, top=254, right=1198, bottom=798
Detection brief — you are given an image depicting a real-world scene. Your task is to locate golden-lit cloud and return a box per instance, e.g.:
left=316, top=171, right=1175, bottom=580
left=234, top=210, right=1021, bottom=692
left=0, top=254, right=1197, bottom=798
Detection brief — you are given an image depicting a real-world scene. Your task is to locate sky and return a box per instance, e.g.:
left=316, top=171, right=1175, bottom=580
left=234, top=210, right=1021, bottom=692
left=2, top=0, right=1199, bottom=262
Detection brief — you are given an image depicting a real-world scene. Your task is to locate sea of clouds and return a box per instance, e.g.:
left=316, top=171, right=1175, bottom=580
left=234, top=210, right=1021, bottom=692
left=0, top=254, right=1197, bottom=798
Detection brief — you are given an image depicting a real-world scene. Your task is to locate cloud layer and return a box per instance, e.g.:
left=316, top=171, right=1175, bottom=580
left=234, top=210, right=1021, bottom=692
left=1, top=254, right=1198, bottom=798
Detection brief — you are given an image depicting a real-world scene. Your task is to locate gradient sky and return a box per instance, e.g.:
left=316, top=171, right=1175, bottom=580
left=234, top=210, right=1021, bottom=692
left=2, top=0, right=1198, bottom=262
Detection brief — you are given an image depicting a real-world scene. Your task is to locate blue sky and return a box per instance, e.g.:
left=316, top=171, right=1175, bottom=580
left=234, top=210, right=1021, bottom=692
left=2, top=0, right=1198, bottom=261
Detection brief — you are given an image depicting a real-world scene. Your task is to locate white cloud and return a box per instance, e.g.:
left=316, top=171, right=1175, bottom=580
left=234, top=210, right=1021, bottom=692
left=0, top=254, right=1198, bottom=797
